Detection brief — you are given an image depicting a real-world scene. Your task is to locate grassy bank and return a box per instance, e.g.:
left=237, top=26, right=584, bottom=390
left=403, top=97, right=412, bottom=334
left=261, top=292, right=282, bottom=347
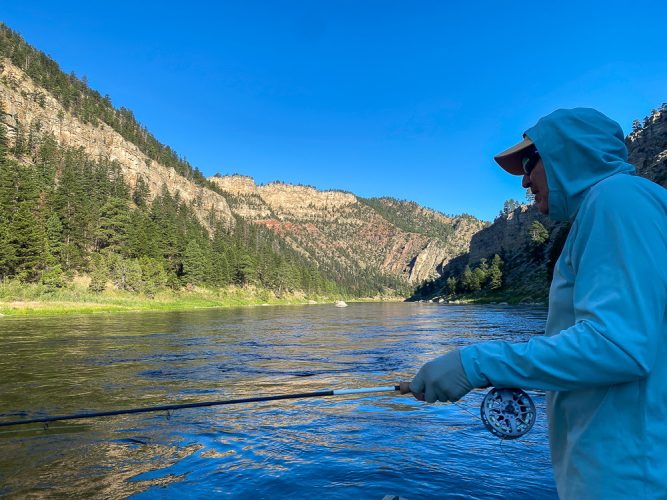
left=0, top=279, right=390, bottom=317
left=419, top=289, right=548, bottom=306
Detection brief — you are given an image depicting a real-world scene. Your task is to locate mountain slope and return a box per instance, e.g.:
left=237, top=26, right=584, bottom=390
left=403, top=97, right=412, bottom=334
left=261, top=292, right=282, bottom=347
left=0, top=24, right=485, bottom=293
left=210, top=175, right=486, bottom=284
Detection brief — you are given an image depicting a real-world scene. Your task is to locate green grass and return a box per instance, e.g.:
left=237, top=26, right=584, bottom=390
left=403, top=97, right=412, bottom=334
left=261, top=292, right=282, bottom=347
left=0, top=280, right=364, bottom=317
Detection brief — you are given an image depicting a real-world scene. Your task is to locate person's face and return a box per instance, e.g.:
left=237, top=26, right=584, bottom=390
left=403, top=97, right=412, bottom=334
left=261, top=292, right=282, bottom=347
left=522, top=159, right=549, bottom=214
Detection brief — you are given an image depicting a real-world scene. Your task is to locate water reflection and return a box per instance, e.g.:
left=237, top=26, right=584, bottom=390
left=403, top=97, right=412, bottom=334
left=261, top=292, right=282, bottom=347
left=0, top=303, right=556, bottom=498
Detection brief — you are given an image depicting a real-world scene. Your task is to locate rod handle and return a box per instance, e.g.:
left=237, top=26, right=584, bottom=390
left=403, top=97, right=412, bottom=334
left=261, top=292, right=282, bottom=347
left=399, top=381, right=425, bottom=401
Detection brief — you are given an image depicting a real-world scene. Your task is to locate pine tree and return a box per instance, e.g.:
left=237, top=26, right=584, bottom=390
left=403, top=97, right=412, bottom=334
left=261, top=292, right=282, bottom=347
left=489, top=254, right=503, bottom=290
left=45, top=212, right=64, bottom=263
left=132, top=175, right=150, bottom=207
left=236, top=252, right=258, bottom=285
left=446, top=276, right=457, bottom=295
left=475, top=258, right=489, bottom=288
left=529, top=220, right=549, bottom=246
left=461, top=265, right=474, bottom=292
left=9, top=202, right=46, bottom=282
left=529, top=220, right=550, bottom=260
left=138, top=256, right=167, bottom=296
left=183, top=240, right=207, bottom=285
left=94, top=197, right=130, bottom=252
left=51, top=150, right=90, bottom=269
left=88, top=254, right=108, bottom=293
left=0, top=220, right=15, bottom=280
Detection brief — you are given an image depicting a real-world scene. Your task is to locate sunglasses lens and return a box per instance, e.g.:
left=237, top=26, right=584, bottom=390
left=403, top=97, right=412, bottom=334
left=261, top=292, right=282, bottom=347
left=522, top=151, right=539, bottom=175
left=522, top=157, right=531, bottom=175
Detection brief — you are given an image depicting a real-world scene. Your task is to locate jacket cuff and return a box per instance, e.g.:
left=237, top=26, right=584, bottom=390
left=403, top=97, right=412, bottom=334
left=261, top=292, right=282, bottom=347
left=460, top=345, right=491, bottom=388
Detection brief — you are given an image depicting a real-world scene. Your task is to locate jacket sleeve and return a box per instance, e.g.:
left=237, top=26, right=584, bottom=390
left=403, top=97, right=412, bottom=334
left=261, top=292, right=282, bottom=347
left=459, top=184, right=666, bottom=391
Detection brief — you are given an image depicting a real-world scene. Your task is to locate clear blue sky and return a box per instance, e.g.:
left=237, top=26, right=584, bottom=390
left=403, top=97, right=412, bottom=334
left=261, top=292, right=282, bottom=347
left=3, top=1, right=666, bottom=221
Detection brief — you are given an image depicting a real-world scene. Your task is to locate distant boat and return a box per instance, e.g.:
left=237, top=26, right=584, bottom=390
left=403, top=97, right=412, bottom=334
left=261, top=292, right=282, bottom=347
left=334, top=301, right=348, bottom=308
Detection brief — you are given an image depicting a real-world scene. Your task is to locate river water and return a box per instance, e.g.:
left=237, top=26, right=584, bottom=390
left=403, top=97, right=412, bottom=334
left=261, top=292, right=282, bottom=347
left=0, top=303, right=556, bottom=499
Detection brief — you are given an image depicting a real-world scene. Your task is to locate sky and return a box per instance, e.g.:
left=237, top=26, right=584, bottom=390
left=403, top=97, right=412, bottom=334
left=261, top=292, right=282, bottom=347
left=2, top=1, right=666, bottom=221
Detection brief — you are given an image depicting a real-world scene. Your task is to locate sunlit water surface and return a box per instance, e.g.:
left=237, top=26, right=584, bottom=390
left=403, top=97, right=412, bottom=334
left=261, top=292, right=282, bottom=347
left=0, top=303, right=556, bottom=498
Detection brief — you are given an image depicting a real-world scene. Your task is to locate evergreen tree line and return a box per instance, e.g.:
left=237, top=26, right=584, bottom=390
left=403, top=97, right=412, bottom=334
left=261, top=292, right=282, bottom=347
left=0, top=126, right=410, bottom=297
left=0, top=127, right=347, bottom=296
left=444, top=254, right=504, bottom=295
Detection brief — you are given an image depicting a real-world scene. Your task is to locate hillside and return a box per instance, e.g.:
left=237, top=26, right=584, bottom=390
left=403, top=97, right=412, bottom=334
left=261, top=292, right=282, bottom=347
left=210, top=175, right=486, bottom=284
left=0, top=24, right=484, bottom=298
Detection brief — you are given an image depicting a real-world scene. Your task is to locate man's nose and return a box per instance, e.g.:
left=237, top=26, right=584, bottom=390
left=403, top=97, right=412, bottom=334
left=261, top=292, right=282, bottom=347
left=521, top=174, right=531, bottom=188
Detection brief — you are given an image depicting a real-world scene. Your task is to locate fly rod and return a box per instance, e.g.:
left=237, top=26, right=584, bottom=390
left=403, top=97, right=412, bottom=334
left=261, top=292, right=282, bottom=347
left=0, top=383, right=536, bottom=439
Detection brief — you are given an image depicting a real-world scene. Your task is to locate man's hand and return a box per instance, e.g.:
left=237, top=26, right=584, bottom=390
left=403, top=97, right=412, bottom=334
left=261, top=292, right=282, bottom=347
left=408, top=350, right=474, bottom=403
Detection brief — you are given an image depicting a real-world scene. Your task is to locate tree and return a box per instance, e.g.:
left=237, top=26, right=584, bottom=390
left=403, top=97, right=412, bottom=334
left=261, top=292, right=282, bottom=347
left=529, top=220, right=550, bottom=246
left=40, top=259, right=65, bottom=291
left=489, top=254, right=503, bottom=290
left=182, top=240, right=208, bottom=285
left=9, top=202, right=46, bottom=282
left=446, top=276, right=457, bottom=295
left=461, top=265, right=479, bottom=292
left=45, top=213, right=64, bottom=263
left=529, top=220, right=550, bottom=260
left=88, top=254, right=108, bottom=293
left=94, top=197, right=130, bottom=252
left=138, top=256, right=167, bottom=296
left=132, top=175, right=150, bottom=207
left=0, top=220, right=15, bottom=280
left=475, top=258, right=489, bottom=288
left=236, top=252, right=258, bottom=286
left=501, top=199, right=521, bottom=217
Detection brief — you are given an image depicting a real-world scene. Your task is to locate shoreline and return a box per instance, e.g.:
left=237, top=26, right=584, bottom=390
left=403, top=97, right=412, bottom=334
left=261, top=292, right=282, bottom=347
left=0, top=284, right=405, bottom=318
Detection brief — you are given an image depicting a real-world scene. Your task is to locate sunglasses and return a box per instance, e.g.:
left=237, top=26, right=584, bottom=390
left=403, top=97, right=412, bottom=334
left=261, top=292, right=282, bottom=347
left=521, top=149, right=540, bottom=176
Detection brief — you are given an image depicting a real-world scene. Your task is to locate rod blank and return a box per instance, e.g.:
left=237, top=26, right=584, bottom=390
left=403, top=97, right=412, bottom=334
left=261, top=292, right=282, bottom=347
left=0, top=386, right=401, bottom=428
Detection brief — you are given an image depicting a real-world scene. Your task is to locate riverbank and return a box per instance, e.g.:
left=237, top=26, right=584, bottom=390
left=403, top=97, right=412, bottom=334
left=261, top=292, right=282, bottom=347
left=0, top=281, right=402, bottom=317
left=416, top=289, right=548, bottom=306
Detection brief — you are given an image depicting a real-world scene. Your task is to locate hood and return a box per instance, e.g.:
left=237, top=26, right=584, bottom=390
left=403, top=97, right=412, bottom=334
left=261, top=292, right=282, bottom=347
left=524, top=108, right=635, bottom=221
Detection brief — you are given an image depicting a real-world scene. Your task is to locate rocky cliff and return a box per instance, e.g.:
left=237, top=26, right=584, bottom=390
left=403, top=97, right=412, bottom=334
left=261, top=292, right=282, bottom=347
left=0, top=49, right=486, bottom=289
left=627, top=104, right=667, bottom=187
left=0, top=58, right=235, bottom=230
left=211, top=175, right=486, bottom=284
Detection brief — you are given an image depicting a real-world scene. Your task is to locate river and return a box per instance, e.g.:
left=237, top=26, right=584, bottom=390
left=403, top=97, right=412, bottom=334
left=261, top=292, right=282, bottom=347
left=0, top=302, right=556, bottom=498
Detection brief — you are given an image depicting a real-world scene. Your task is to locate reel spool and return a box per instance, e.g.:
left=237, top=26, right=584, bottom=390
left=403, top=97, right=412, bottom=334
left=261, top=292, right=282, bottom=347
left=480, top=388, right=536, bottom=439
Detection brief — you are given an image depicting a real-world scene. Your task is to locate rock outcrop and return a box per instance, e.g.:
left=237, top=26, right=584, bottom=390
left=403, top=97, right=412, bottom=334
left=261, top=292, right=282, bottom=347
left=0, top=58, right=235, bottom=230
left=627, top=104, right=667, bottom=187
left=210, top=175, right=486, bottom=284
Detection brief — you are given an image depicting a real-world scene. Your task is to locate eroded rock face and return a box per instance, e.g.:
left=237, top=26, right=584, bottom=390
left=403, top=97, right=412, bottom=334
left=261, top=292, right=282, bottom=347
left=0, top=56, right=486, bottom=287
left=0, top=58, right=235, bottom=230
left=210, top=175, right=486, bottom=283
left=467, top=205, right=555, bottom=264
left=627, top=106, right=667, bottom=187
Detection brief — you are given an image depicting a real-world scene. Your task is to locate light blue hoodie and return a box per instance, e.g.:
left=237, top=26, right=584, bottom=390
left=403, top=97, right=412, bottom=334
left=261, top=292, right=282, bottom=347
left=460, top=108, right=667, bottom=499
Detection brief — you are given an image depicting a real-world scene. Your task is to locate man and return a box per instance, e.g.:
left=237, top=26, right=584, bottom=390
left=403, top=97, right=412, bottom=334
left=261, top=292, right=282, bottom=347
left=408, top=108, right=667, bottom=498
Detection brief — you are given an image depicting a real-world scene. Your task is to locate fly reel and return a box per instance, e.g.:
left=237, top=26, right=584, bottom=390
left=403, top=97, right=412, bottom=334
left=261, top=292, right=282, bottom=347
left=480, top=388, right=536, bottom=439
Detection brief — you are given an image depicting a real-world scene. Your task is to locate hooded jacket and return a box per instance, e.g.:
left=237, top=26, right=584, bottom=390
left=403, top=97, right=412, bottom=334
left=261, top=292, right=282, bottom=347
left=459, top=108, right=667, bottom=499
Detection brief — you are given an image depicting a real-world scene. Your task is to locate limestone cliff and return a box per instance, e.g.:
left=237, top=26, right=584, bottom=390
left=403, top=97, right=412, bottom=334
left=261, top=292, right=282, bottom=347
left=0, top=58, right=235, bottom=230
left=210, top=175, right=486, bottom=284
